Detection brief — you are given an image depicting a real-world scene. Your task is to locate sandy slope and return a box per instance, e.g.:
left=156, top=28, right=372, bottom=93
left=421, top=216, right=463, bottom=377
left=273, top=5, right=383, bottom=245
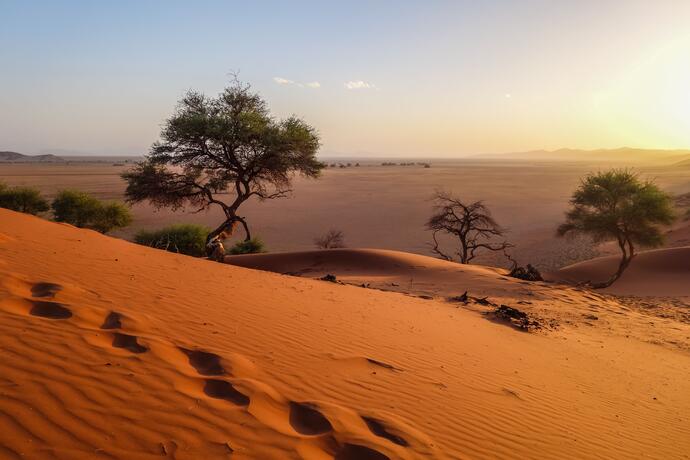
left=1, top=210, right=690, bottom=459
left=551, top=247, right=690, bottom=296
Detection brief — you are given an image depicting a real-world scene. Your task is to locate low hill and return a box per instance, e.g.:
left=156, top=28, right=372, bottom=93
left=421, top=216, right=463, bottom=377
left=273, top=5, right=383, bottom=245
left=549, top=246, right=690, bottom=296
left=1, top=209, right=690, bottom=458
left=0, top=150, right=64, bottom=162
left=474, top=147, right=690, bottom=164
left=672, top=157, right=690, bottom=168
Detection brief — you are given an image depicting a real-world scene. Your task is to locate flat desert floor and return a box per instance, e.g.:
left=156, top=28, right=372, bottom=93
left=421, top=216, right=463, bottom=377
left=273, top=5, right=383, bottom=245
left=0, top=209, right=689, bottom=459
left=1, top=159, right=689, bottom=270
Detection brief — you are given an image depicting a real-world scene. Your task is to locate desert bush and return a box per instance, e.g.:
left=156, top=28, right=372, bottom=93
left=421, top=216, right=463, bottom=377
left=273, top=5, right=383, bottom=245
left=52, top=189, right=132, bottom=233
left=228, top=237, right=265, bottom=255
left=135, top=224, right=210, bottom=256
left=0, top=183, right=49, bottom=215
left=508, top=264, right=543, bottom=281
left=90, top=202, right=133, bottom=233
left=314, top=229, right=345, bottom=249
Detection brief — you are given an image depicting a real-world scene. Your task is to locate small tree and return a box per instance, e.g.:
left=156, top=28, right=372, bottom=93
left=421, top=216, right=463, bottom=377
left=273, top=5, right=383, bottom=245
left=558, top=169, right=675, bottom=288
left=426, top=190, right=510, bottom=264
left=0, top=183, right=49, bottom=215
left=52, top=190, right=132, bottom=233
left=122, top=79, right=323, bottom=248
left=314, top=229, right=345, bottom=249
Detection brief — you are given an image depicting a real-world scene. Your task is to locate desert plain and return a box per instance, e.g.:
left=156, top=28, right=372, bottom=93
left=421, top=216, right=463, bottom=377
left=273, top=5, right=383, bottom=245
left=1, top=157, right=690, bottom=459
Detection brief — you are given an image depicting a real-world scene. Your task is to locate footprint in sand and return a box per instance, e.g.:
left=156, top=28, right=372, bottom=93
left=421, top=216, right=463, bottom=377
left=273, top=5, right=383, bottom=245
left=100, top=311, right=122, bottom=329
left=180, top=348, right=226, bottom=375
left=362, top=416, right=409, bottom=447
left=30, top=282, right=63, bottom=299
left=29, top=300, right=72, bottom=319
left=112, top=333, right=148, bottom=353
left=289, top=402, right=333, bottom=435
left=335, top=443, right=390, bottom=460
left=203, top=379, right=250, bottom=406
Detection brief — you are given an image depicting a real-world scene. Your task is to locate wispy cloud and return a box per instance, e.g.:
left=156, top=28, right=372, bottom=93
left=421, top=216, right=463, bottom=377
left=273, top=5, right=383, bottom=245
left=273, top=77, right=321, bottom=89
left=273, top=77, right=294, bottom=85
left=344, top=80, right=375, bottom=90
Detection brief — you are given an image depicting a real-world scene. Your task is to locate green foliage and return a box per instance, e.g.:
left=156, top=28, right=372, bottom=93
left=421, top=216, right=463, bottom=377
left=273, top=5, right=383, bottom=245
left=0, top=183, right=49, bottom=215
left=121, top=78, right=323, bottom=243
left=91, top=202, right=133, bottom=233
left=558, top=169, right=676, bottom=287
left=558, top=170, right=675, bottom=246
left=51, top=189, right=132, bottom=233
left=134, top=224, right=210, bottom=256
left=228, top=237, right=266, bottom=255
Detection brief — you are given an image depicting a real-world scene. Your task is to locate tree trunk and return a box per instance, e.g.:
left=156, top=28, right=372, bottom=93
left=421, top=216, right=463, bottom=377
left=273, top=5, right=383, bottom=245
left=236, top=216, right=251, bottom=241
left=592, top=236, right=634, bottom=289
left=206, top=218, right=235, bottom=245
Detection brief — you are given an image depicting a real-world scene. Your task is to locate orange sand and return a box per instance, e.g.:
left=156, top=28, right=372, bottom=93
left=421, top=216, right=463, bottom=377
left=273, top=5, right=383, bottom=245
left=1, top=209, right=690, bottom=459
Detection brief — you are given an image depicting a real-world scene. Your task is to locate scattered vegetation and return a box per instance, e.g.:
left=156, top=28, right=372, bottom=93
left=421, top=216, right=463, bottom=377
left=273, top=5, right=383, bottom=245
left=228, top=237, right=266, bottom=255
left=0, top=183, right=49, bottom=215
left=314, top=229, right=346, bottom=249
left=51, top=190, right=132, bottom=233
left=319, top=274, right=338, bottom=283
left=508, top=264, right=543, bottom=281
left=122, top=78, right=323, bottom=249
left=492, top=305, right=543, bottom=331
left=558, top=169, right=675, bottom=288
left=134, top=224, right=210, bottom=256
left=426, top=190, right=511, bottom=263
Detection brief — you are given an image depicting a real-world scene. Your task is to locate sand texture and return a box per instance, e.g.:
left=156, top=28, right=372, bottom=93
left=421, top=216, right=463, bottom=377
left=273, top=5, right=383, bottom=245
left=1, top=209, right=690, bottom=459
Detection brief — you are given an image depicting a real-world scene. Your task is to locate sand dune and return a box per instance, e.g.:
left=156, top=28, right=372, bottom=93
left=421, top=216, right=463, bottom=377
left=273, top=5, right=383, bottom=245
left=550, top=247, right=690, bottom=296
left=1, top=209, right=690, bottom=459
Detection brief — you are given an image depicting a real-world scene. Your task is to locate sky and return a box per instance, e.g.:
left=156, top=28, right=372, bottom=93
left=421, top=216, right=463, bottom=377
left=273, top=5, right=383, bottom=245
left=1, top=0, right=690, bottom=157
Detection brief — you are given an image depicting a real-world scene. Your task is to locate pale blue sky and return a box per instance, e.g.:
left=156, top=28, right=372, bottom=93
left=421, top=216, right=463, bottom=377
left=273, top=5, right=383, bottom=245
left=2, top=1, right=689, bottom=157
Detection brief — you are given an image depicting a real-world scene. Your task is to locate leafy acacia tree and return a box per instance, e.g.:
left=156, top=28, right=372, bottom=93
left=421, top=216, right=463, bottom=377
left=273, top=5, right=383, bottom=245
left=426, top=190, right=511, bottom=263
left=122, top=80, right=323, bottom=246
left=557, top=170, right=675, bottom=288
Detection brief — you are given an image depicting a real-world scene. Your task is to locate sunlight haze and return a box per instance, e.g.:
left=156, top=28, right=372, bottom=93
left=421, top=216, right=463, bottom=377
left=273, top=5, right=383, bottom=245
left=1, top=0, right=689, bottom=157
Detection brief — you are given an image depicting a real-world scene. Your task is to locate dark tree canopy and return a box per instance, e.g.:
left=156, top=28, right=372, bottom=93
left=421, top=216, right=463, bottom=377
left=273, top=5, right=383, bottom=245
left=426, top=190, right=511, bottom=264
left=122, top=80, right=323, bottom=246
left=557, top=169, right=675, bottom=288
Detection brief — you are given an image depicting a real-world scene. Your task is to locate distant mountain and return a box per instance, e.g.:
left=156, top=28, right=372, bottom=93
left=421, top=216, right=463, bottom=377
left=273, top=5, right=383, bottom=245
left=672, top=158, right=690, bottom=168
left=0, top=151, right=64, bottom=162
left=474, top=147, right=690, bottom=164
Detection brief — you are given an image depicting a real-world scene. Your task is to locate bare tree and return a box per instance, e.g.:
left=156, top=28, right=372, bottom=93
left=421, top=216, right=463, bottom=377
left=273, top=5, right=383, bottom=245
left=426, top=190, right=511, bottom=263
left=314, top=229, right=346, bottom=249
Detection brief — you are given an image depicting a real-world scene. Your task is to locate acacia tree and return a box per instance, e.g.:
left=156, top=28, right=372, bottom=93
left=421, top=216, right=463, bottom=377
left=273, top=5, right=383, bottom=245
left=557, top=169, right=675, bottom=288
left=426, top=190, right=511, bottom=263
left=122, top=80, right=323, bottom=245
